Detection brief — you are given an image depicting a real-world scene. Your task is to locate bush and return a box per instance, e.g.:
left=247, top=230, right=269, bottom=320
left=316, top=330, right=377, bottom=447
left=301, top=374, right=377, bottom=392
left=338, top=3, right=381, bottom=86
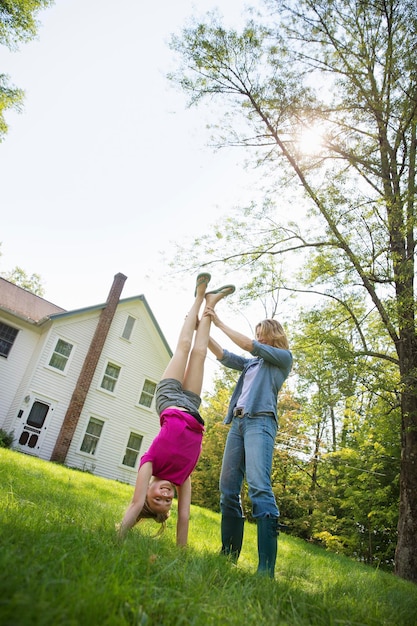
left=0, top=429, right=14, bottom=448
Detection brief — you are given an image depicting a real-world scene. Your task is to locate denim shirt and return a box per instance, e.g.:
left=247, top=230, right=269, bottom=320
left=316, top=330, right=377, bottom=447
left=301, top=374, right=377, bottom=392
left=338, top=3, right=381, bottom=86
left=218, top=340, right=293, bottom=424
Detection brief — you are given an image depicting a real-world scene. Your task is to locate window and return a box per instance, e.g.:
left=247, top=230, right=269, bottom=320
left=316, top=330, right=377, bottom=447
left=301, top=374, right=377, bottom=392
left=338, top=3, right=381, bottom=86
left=122, top=432, right=143, bottom=468
left=80, top=417, right=104, bottom=455
left=121, top=315, right=136, bottom=340
left=48, top=338, right=73, bottom=371
left=139, top=379, right=157, bottom=408
left=0, top=322, right=18, bottom=358
left=26, top=401, right=49, bottom=428
left=100, top=362, right=121, bottom=393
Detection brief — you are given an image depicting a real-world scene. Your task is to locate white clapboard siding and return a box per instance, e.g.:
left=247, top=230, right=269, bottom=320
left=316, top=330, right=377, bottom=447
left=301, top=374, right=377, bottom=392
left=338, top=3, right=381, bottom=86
left=0, top=317, right=44, bottom=431
left=29, top=313, right=104, bottom=461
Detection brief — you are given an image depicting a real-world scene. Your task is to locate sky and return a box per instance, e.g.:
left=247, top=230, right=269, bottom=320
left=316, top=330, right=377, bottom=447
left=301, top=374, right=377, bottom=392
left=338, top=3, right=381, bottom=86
left=1, top=0, right=265, bottom=387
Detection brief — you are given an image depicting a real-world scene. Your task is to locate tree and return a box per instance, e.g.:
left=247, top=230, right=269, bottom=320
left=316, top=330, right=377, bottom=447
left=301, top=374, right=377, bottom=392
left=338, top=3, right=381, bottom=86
left=290, top=302, right=400, bottom=566
left=191, top=369, right=237, bottom=511
left=2, top=265, right=44, bottom=296
left=169, top=0, right=417, bottom=581
left=0, top=0, right=55, bottom=141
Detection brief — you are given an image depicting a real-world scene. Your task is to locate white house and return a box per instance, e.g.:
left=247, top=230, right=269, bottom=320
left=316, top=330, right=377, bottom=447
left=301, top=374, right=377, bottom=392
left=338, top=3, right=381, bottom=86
left=0, top=273, right=172, bottom=486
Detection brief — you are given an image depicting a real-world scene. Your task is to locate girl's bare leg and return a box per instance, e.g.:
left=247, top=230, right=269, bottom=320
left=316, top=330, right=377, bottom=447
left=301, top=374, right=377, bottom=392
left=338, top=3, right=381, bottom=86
left=183, top=286, right=235, bottom=395
left=160, top=275, right=209, bottom=382
left=182, top=311, right=211, bottom=395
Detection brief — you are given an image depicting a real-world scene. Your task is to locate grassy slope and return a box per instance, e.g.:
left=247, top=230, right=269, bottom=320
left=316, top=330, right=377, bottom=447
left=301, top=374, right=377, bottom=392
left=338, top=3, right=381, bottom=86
left=1, top=448, right=416, bottom=626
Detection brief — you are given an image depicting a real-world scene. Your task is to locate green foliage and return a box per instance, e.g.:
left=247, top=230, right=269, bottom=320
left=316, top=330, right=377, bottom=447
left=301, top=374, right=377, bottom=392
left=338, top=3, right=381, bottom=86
left=2, top=447, right=417, bottom=626
left=280, top=302, right=401, bottom=568
left=191, top=370, right=237, bottom=511
left=191, top=420, right=228, bottom=512
left=0, top=0, right=55, bottom=141
left=2, top=265, right=45, bottom=295
left=0, top=428, right=14, bottom=448
left=0, top=73, right=23, bottom=137
left=0, top=1, right=54, bottom=48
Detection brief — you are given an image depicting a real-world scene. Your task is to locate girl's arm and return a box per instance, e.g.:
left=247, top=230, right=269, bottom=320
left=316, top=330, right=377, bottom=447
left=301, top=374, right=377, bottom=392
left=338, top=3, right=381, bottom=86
left=117, top=462, right=153, bottom=539
left=175, top=476, right=192, bottom=546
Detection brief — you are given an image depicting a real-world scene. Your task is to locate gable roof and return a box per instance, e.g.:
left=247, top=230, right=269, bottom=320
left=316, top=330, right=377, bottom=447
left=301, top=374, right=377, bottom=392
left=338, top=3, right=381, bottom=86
left=50, top=295, right=172, bottom=357
left=0, top=277, right=172, bottom=356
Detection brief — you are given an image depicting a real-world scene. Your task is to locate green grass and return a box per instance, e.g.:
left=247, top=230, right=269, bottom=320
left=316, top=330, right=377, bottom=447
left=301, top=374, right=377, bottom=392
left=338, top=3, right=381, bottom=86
left=1, top=448, right=416, bottom=626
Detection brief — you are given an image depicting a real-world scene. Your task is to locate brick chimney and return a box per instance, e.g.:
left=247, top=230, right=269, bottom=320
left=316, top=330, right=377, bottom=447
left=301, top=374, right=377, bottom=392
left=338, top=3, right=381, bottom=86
left=51, top=273, right=127, bottom=463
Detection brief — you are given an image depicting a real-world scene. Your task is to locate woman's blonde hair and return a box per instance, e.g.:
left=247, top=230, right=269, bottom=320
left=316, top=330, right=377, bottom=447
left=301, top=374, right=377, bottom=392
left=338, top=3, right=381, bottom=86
left=135, top=498, right=171, bottom=536
left=256, top=319, right=289, bottom=350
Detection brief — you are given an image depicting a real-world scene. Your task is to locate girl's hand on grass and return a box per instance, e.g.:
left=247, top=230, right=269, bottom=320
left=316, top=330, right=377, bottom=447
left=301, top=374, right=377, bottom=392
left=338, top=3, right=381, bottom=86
left=114, top=522, right=126, bottom=542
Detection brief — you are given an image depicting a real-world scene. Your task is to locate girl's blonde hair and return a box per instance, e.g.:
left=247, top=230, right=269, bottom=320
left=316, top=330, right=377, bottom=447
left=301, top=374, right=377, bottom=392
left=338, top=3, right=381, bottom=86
left=135, top=498, right=171, bottom=536
left=256, top=319, right=289, bottom=350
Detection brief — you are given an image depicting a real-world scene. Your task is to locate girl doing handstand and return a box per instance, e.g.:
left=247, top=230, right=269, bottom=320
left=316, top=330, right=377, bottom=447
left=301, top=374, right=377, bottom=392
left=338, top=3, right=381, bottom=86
left=117, top=273, right=235, bottom=546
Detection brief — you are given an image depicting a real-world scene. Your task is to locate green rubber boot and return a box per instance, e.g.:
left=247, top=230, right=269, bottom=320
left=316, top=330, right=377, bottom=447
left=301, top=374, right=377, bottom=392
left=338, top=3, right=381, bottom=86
left=256, top=517, right=279, bottom=578
left=220, top=516, right=245, bottom=563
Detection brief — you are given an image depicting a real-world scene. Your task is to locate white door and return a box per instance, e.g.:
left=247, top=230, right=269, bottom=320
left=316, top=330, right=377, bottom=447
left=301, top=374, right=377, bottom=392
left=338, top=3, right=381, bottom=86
left=15, top=397, right=55, bottom=455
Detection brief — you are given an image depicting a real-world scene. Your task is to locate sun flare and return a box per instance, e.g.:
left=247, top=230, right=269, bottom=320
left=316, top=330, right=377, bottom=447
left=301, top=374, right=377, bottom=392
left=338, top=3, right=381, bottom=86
left=296, top=124, right=325, bottom=156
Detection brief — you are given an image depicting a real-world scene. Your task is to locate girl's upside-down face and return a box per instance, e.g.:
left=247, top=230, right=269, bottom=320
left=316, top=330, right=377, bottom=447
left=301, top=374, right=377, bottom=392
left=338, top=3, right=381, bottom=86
left=147, top=478, right=175, bottom=515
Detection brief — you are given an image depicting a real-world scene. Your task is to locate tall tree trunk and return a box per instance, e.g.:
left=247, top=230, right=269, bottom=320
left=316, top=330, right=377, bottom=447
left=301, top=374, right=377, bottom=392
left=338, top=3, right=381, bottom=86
left=395, top=337, right=417, bottom=582
left=308, top=422, right=321, bottom=516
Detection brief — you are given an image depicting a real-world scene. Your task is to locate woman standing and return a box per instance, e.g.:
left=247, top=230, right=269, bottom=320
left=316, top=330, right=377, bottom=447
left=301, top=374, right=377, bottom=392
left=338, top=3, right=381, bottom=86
left=206, top=312, right=292, bottom=577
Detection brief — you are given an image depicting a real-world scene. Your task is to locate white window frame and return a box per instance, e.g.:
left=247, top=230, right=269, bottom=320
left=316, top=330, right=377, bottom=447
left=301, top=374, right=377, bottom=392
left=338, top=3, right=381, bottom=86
left=99, top=360, right=122, bottom=394
left=138, top=378, right=157, bottom=409
left=46, top=336, right=75, bottom=375
left=121, top=431, right=144, bottom=469
left=121, top=315, right=136, bottom=341
left=0, top=321, right=19, bottom=358
left=79, top=416, right=105, bottom=457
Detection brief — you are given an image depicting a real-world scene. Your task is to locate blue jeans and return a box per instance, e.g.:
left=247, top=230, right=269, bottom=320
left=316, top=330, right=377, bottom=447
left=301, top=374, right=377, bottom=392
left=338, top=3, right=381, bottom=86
left=219, top=414, right=279, bottom=519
